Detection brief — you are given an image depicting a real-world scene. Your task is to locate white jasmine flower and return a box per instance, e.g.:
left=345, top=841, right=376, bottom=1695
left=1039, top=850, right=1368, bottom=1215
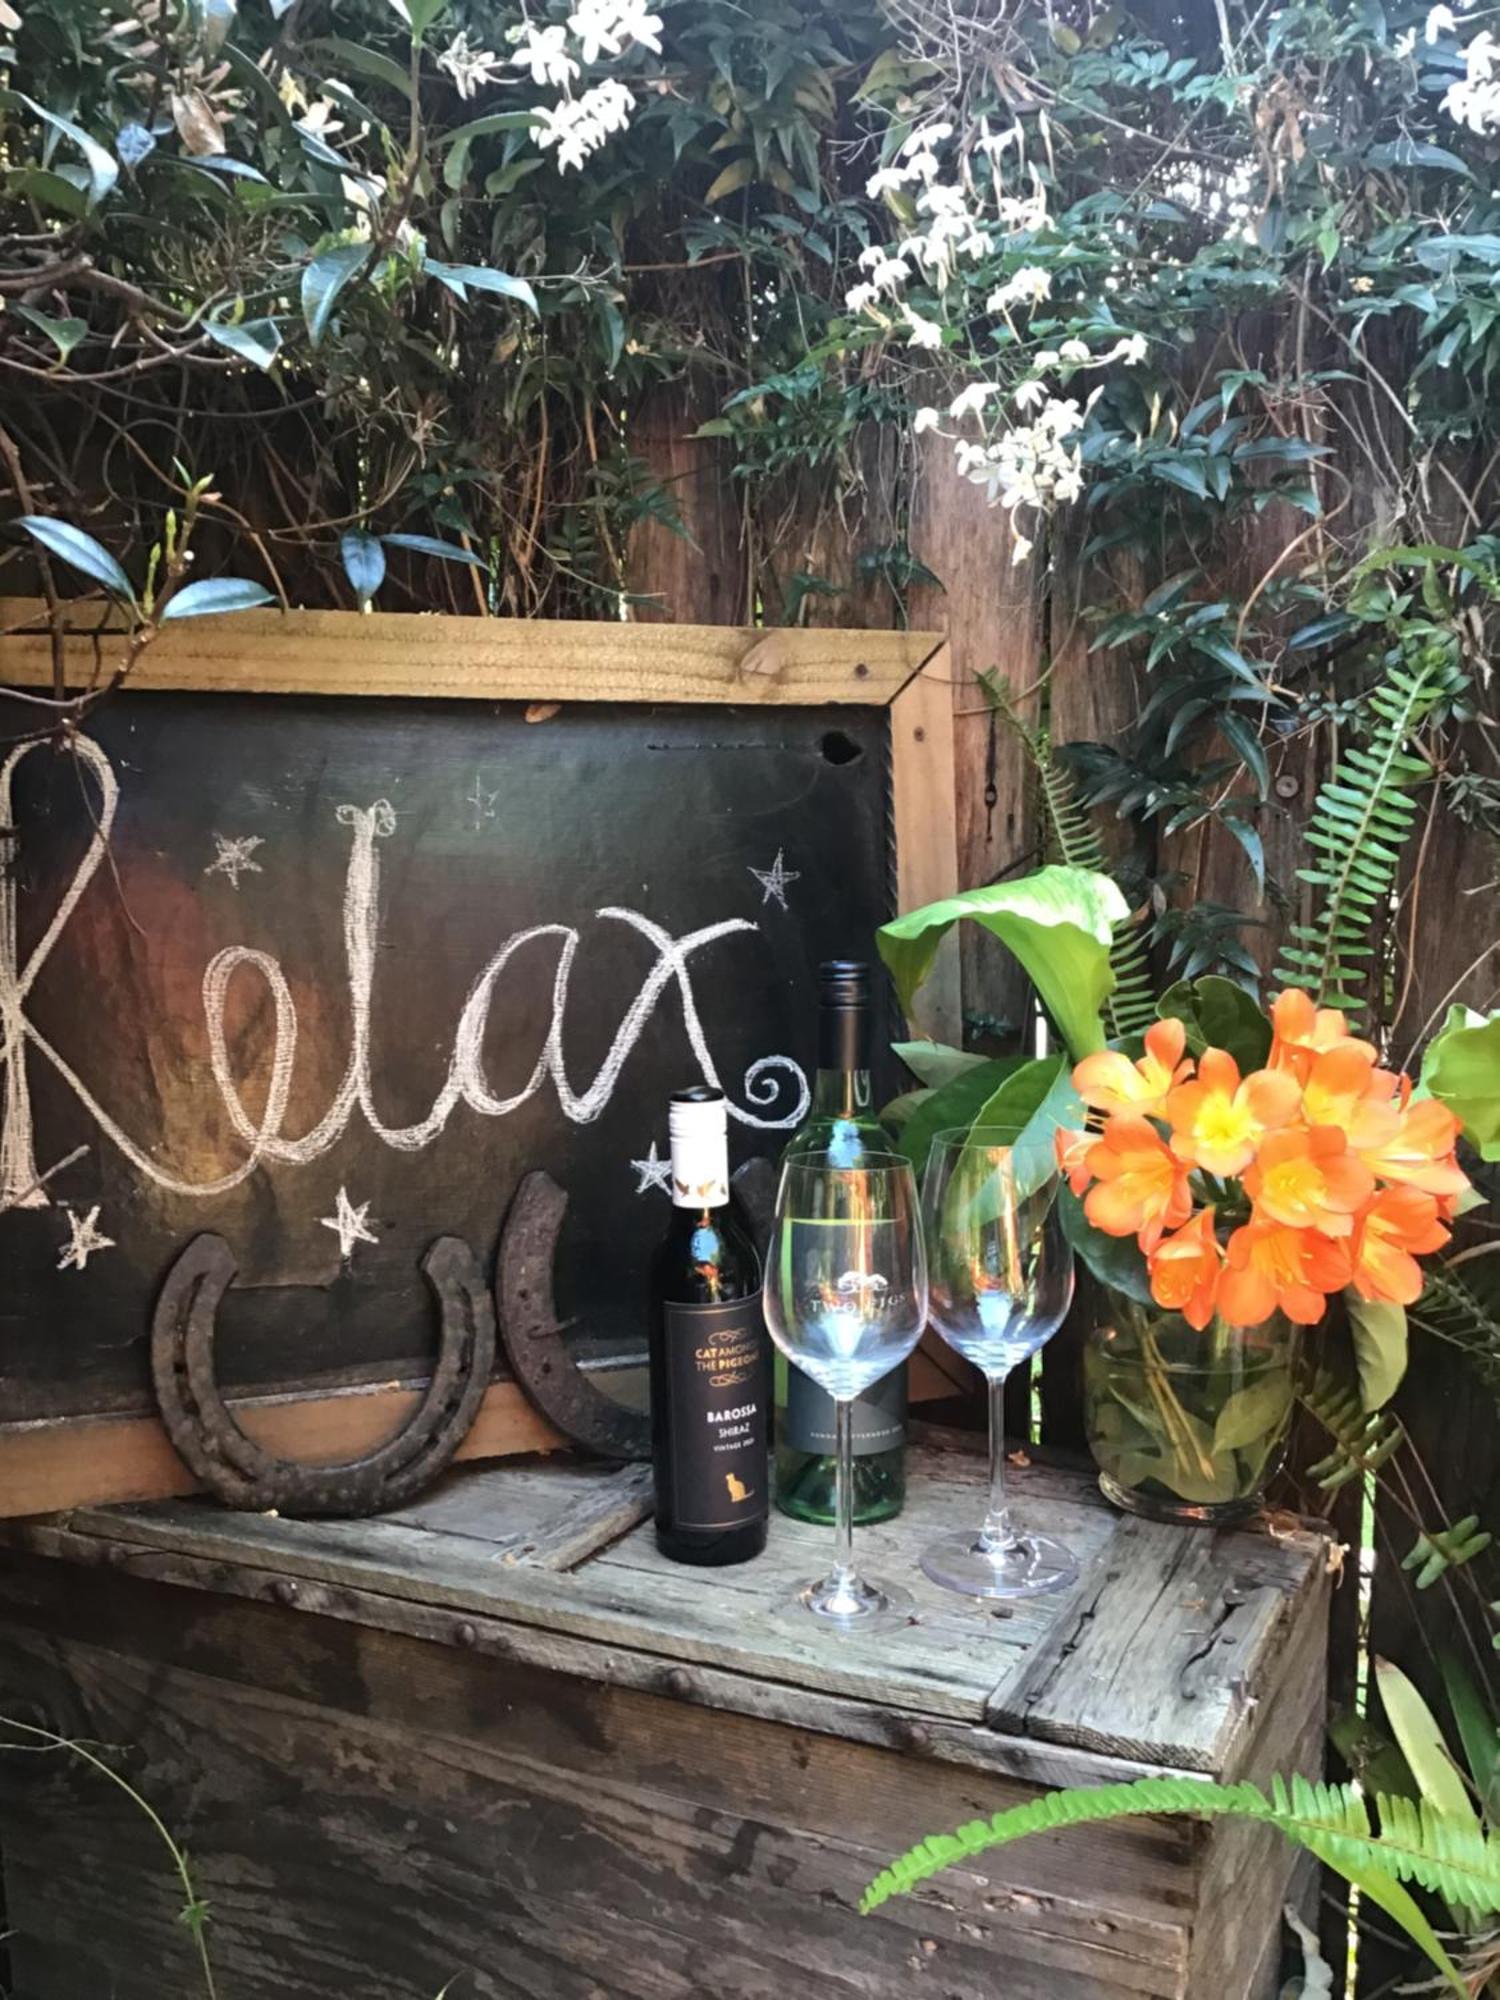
left=987, top=265, right=1052, bottom=312
left=1058, top=338, right=1091, bottom=363
left=531, top=80, right=636, bottom=170
left=902, top=306, right=944, bottom=350
left=844, top=281, right=879, bottom=313
left=1426, top=5, right=1457, bottom=41
left=1350, top=275, right=1375, bottom=294
left=867, top=164, right=915, bottom=197
left=868, top=254, right=910, bottom=295
left=913, top=406, right=942, bottom=434
left=1010, top=533, right=1033, bottom=566
left=439, top=30, right=508, bottom=99
left=1116, top=332, right=1149, bottom=364
left=899, top=122, right=953, bottom=155
left=1393, top=26, right=1417, bottom=55
left=1012, top=378, right=1048, bottom=411
left=569, top=0, right=663, bottom=63
left=948, top=382, right=995, bottom=420
left=975, top=125, right=1020, bottom=162
left=510, top=22, right=579, bottom=90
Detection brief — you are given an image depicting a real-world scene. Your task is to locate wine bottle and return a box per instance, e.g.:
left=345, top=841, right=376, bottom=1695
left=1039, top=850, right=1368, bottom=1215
left=774, top=961, right=908, bottom=1525
left=649, top=1085, right=769, bottom=1566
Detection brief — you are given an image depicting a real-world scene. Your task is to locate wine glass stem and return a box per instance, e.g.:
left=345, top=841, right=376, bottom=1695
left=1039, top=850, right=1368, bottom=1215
left=832, top=1394, right=856, bottom=1592
left=979, top=1370, right=1020, bottom=1555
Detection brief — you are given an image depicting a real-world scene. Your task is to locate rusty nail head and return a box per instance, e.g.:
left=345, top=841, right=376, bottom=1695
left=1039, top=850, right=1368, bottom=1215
left=455, top=1621, right=479, bottom=1649
left=913, top=726, right=927, bottom=743
left=272, top=1577, right=298, bottom=1605
left=853, top=662, right=870, bottom=679
left=664, top=1666, right=693, bottom=1699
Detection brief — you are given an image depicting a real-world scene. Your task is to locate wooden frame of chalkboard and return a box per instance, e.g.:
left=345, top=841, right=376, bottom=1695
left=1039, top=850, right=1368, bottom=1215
left=0, top=606, right=956, bottom=1516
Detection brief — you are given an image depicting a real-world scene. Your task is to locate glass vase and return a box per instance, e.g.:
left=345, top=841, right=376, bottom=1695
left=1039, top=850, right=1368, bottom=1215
left=1083, top=1290, right=1299, bottom=1525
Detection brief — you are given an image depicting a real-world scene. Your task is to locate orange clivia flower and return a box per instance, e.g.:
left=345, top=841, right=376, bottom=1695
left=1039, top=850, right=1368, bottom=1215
left=1218, top=1218, right=1352, bottom=1327
left=1357, top=1096, right=1470, bottom=1201
left=1147, top=1206, right=1223, bottom=1331
left=1350, top=1187, right=1452, bottom=1306
left=1073, top=1019, right=1193, bottom=1119
left=1300, top=1042, right=1402, bottom=1150
left=1244, top=1124, right=1375, bottom=1236
left=1267, top=988, right=1376, bottom=1083
left=1165, top=1047, right=1302, bottom=1177
left=1054, top=1126, right=1098, bottom=1197
left=1082, top=1115, right=1193, bottom=1249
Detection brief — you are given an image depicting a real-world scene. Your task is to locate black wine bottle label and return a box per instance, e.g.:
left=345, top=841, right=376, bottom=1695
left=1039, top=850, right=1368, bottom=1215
left=662, top=1298, right=769, bottom=1530
left=784, top=1367, right=906, bottom=1456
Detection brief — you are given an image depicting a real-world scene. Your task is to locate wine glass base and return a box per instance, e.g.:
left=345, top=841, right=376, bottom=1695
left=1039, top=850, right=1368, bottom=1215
left=778, top=1573, right=916, bottom=1636
left=920, top=1529, right=1078, bottom=1601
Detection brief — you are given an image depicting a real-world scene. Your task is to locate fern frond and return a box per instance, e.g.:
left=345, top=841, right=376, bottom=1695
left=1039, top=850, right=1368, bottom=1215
left=860, top=1774, right=1481, bottom=1990
left=1402, top=1516, right=1493, bottom=1590
left=981, top=673, right=1157, bottom=1041
left=1273, top=657, right=1444, bottom=1025
left=1298, top=1366, right=1406, bottom=1489
left=1409, top=1253, right=1500, bottom=1402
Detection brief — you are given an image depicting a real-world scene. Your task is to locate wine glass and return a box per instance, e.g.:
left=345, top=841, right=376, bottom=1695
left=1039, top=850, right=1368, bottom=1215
left=762, top=1149, right=928, bottom=1630
left=919, top=1129, right=1077, bottom=1599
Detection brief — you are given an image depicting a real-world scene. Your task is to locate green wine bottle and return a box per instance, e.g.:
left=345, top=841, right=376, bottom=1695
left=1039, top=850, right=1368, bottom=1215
left=773, top=960, right=907, bottom=1525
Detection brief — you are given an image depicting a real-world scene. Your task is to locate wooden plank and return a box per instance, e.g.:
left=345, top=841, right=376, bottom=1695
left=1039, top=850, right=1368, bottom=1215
left=0, top=1601, right=1207, bottom=1998
left=0, top=599, right=935, bottom=707
left=0, top=1378, right=562, bottom=1517
left=624, top=378, right=747, bottom=625
left=890, top=646, right=961, bottom=1045
left=987, top=1511, right=1331, bottom=1773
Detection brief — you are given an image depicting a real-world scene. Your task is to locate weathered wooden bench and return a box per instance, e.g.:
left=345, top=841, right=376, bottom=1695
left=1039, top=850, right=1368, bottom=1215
left=0, top=1447, right=1330, bottom=1999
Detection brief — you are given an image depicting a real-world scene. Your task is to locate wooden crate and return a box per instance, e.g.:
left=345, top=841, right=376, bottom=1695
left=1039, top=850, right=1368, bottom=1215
left=0, top=1449, right=1330, bottom=1999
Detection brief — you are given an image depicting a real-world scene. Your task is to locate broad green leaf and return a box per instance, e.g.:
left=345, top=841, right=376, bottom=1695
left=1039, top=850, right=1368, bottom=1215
left=891, top=1041, right=989, bottom=1090
left=301, top=241, right=369, bottom=346
left=424, top=257, right=538, bottom=314
left=878, top=866, right=1128, bottom=1060
left=440, top=111, right=543, bottom=151
left=1438, top=1649, right=1500, bottom=1817
left=14, top=305, right=87, bottom=359
left=971, top=1055, right=1077, bottom=1198
left=161, top=578, right=274, bottom=619
left=1375, top=1658, right=1479, bottom=1831
left=1346, top=1293, right=1408, bottom=1410
left=203, top=317, right=281, bottom=371
left=4, top=91, right=118, bottom=206
left=705, top=155, right=755, bottom=204
left=381, top=532, right=487, bottom=568
left=1157, top=974, right=1271, bottom=1071
left=1059, top=1185, right=1154, bottom=1304
left=895, top=1056, right=1028, bottom=1180
left=880, top=1087, right=931, bottom=1134
left=15, top=515, right=133, bottom=600
left=340, top=530, right=386, bottom=605
left=1213, top=1374, right=1293, bottom=1453
left=1421, top=1006, right=1500, bottom=1160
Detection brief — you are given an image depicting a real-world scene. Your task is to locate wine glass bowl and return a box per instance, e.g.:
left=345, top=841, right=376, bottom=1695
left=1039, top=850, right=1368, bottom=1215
left=763, top=1149, right=927, bottom=1629
left=920, top=1129, right=1078, bottom=1600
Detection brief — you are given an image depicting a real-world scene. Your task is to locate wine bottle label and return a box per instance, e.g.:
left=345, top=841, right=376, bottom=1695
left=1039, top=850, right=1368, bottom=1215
left=784, top=1366, right=907, bottom=1456
left=662, top=1298, right=769, bottom=1530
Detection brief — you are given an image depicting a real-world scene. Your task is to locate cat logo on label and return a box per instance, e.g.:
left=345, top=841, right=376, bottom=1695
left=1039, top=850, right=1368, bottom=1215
left=725, top=1472, right=751, bottom=1504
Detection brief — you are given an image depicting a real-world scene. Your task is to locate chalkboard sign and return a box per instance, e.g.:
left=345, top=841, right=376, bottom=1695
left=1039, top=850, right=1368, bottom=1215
left=0, top=612, right=954, bottom=1513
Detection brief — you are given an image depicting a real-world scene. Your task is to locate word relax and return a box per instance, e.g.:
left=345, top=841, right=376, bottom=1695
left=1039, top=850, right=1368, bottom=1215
left=0, top=736, right=810, bottom=1208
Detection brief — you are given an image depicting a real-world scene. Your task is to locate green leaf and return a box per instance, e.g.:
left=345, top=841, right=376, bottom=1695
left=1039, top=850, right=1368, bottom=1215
left=14, top=305, right=87, bottom=359
left=1157, top=974, right=1271, bottom=1072
left=439, top=110, right=542, bottom=150
left=301, top=241, right=368, bottom=346
left=1421, top=1007, right=1500, bottom=1160
left=307, top=36, right=415, bottom=100
left=424, top=257, right=538, bottom=314
left=1213, top=1374, right=1294, bottom=1452
left=340, top=530, right=386, bottom=605
left=1376, top=1659, right=1480, bottom=1832
left=15, top=515, right=134, bottom=600
left=878, top=867, right=1129, bottom=1060
left=705, top=156, right=755, bottom=203
left=1346, top=1294, right=1408, bottom=1411
left=381, top=532, right=486, bottom=569
left=972, top=1055, right=1077, bottom=1198
left=1058, top=1185, right=1154, bottom=1303
left=4, top=91, right=119, bottom=207
left=891, top=1041, right=989, bottom=1090
left=895, top=1056, right=1028, bottom=1180
left=203, top=317, right=282, bottom=371
left=1438, top=1649, right=1500, bottom=1817
left=1366, top=138, right=1471, bottom=177
left=160, top=578, right=274, bottom=619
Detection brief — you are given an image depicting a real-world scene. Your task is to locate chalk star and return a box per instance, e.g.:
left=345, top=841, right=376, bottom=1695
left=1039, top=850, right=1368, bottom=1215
left=204, top=832, right=264, bottom=890
left=57, top=1205, right=114, bottom=1273
left=749, top=848, right=801, bottom=911
left=466, top=772, right=498, bottom=833
left=320, top=1186, right=379, bottom=1261
left=629, top=1141, right=673, bottom=1196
